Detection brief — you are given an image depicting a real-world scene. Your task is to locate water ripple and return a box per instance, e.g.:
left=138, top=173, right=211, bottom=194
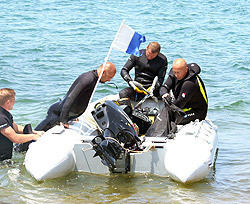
left=0, top=0, right=250, bottom=203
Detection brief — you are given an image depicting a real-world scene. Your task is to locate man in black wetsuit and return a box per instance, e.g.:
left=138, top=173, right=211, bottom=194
left=119, top=42, right=168, bottom=101
left=35, top=62, right=116, bottom=131
left=0, top=88, right=44, bottom=161
left=14, top=62, right=116, bottom=152
left=160, top=58, right=208, bottom=125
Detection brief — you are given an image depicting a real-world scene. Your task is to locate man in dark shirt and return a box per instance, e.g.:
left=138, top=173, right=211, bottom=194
left=160, top=58, right=208, bottom=125
left=35, top=62, right=116, bottom=131
left=119, top=42, right=168, bottom=101
left=0, top=88, right=44, bottom=161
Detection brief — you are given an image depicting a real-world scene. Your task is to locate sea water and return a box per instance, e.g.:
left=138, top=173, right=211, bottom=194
left=0, top=0, right=249, bottom=203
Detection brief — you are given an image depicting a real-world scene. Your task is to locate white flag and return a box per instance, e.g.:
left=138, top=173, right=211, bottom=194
left=112, top=23, right=146, bottom=57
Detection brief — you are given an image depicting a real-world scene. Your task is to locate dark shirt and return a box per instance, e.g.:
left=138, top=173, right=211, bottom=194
left=0, top=106, right=14, bottom=160
left=121, top=49, right=168, bottom=89
left=60, top=70, right=99, bottom=123
left=160, top=63, right=208, bottom=119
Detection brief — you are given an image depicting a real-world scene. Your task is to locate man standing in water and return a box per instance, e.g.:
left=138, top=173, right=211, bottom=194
left=0, top=88, right=44, bottom=161
left=160, top=58, right=208, bottom=125
left=119, top=42, right=168, bottom=101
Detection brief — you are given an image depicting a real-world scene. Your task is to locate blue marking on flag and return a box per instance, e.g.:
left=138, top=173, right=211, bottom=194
left=126, top=32, right=146, bottom=57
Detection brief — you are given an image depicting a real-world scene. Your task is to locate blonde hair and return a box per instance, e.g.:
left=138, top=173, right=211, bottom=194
left=0, top=88, right=16, bottom=106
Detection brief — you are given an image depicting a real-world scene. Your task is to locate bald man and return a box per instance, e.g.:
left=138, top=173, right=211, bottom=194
left=160, top=58, right=208, bottom=125
left=35, top=62, right=116, bottom=131
left=14, top=62, right=116, bottom=152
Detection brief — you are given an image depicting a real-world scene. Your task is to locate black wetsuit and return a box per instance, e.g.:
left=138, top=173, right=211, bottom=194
left=119, top=49, right=168, bottom=101
left=160, top=63, right=208, bottom=125
left=0, top=106, right=14, bottom=161
left=35, top=70, right=99, bottom=131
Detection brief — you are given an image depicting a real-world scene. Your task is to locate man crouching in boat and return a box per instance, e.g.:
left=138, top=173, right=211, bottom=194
left=14, top=62, right=116, bottom=152
left=119, top=42, right=168, bottom=102
left=36, top=62, right=116, bottom=131
left=160, top=58, right=208, bottom=125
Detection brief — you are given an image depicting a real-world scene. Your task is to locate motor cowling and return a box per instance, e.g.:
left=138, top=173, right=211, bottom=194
left=91, top=100, right=141, bottom=172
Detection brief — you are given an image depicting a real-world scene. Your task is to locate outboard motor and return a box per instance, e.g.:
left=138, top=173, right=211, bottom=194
left=91, top=100, right=141, bottom=173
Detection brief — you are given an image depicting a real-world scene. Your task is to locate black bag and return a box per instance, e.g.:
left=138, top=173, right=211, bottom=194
left=146, top=99, right=186, bottom=138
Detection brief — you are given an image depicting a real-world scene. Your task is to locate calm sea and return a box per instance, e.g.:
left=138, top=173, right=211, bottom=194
left=0, top=0, right=249, bottom=203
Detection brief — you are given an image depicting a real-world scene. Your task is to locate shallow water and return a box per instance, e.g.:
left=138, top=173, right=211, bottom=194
left=0, top=0, right=250, bottom=203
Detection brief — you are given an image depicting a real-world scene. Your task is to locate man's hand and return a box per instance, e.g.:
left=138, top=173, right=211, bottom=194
left=31, top=130, right=45, bottom=141
left=129, top=81, right=137, bottom=90
left=162, top=93, right=172, bottom=104
left=60, top=122, right=69, bottom=129
left=129, top=81, right=147, bottom=95
left=162, top=93, right=170, bottom=99
left=33, top=130, right=45, bottom=136
left=135, top=87, right=146, bottom=94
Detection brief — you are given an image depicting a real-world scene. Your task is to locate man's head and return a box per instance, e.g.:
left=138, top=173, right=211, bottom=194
left=146, top=42, right=161, bottom=60
left=172, top=58, right=188, bottom=81
left=97, top=62, right=116, bottom=83
left=0, top=88, right=16, bottom=110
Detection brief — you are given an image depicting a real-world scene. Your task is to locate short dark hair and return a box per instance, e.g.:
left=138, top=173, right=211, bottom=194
left=148, top=42, right=161, bottom=53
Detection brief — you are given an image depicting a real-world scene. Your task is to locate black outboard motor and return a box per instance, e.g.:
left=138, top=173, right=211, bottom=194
left=91, top=100, right=141, bottom=173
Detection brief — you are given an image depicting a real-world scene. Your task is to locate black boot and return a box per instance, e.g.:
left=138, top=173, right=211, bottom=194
left=14, top=124, right=33, bottom=152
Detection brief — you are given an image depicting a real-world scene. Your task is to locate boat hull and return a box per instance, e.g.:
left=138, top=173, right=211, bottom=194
left=164, top=120, right=218, bottom=183
left=24, top=127, right=77, bottom=181
left=24, top=95, right=218, bottom=183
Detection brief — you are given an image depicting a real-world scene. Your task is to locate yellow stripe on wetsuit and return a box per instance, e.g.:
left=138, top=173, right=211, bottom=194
left=182, top=75, right=208, bottom=112
left=183, top=107, right=192, bottom=112
left=196, top=75, right=208, bottom=104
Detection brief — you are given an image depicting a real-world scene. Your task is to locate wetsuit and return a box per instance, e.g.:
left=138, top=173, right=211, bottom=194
left=119, top=49, right=168, bottom=101
left=35, top=70, right=99, bottom=131
left=0, top=106, right=14, bottom=161
left=160, top=63, right=208, bottom=125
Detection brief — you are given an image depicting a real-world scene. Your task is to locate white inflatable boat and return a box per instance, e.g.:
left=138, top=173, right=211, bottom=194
left=24, top=94, right=218, bottom=184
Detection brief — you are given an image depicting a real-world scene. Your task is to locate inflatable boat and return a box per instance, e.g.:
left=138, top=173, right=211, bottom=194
left=24, top=93, right=218, bottom=184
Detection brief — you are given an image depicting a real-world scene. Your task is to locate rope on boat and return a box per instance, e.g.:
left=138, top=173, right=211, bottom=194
left=105, top=137, right=156, bottom=153
left=82, top=147, right=93, bottom=152
left=81, top=137, right=156, bottom=153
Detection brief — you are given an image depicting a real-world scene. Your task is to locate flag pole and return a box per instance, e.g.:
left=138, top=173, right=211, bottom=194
left=78, top=19, right=126, bottom=134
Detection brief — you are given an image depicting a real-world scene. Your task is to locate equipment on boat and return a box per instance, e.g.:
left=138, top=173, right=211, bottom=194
left=130, top=76, right=159, bottom=108
left=91, top=100, right=141, bottom=173
left=24, top=79, right=218, bottom=183
left=146, top=97, right=186, bottom=138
